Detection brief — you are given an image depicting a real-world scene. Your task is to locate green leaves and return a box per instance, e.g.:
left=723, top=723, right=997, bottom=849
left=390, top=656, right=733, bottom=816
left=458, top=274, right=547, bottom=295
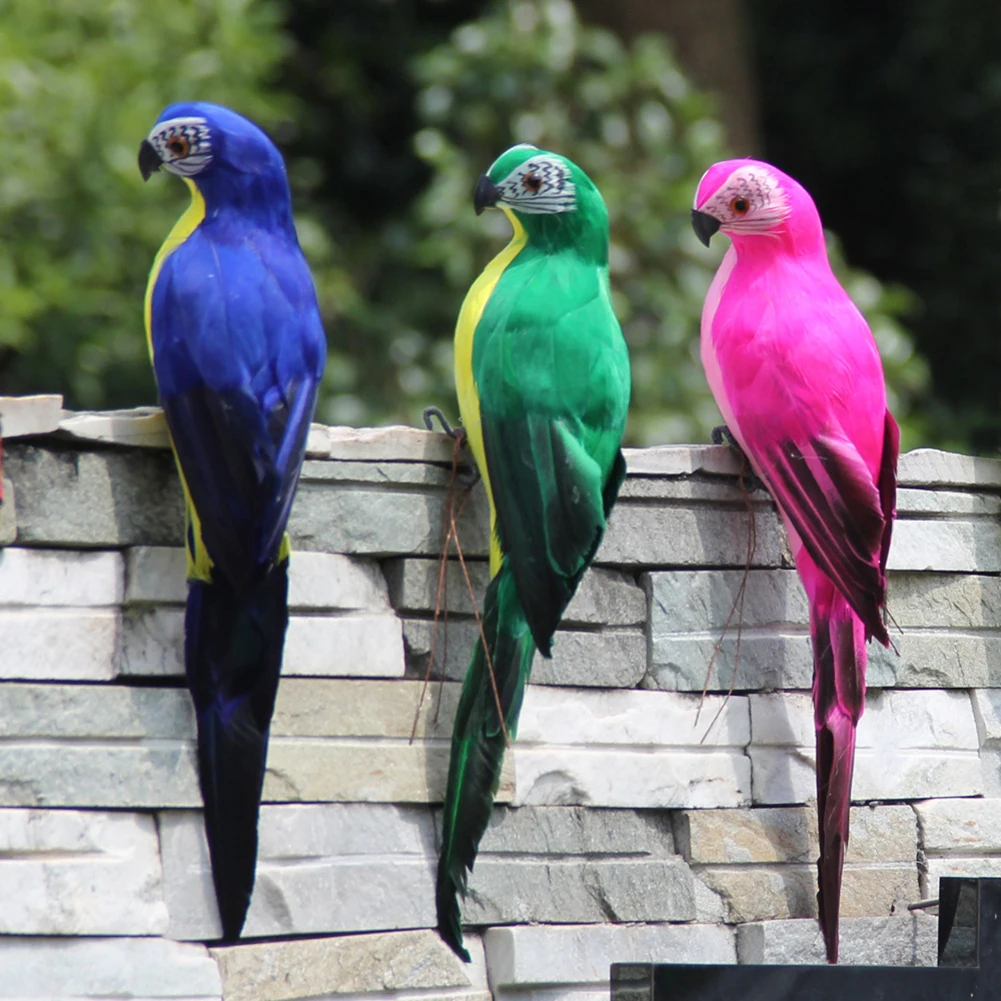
left=0, top=0, right=289, bottom=406
left=317, top=0, right=926, bottom=446
left=0, top=0, right=929, bottom=449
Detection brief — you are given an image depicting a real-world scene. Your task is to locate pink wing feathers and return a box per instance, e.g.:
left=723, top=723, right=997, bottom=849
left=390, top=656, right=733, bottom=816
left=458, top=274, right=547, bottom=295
left=738, top=410, right=899, bottom=642
left=695, top=157, right=901, bottom=963
left=713, top=271, right=898, bottom=634
left=713, top=282, right=899, bottom=964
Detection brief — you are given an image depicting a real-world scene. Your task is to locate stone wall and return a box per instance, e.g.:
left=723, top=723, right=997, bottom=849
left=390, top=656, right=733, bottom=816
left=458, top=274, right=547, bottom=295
left=1, top=400, right=1000, bottom=1000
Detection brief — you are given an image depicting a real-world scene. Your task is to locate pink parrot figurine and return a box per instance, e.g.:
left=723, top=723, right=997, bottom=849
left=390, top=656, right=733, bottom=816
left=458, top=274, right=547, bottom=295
left=692, top=158, right=899, bottom=964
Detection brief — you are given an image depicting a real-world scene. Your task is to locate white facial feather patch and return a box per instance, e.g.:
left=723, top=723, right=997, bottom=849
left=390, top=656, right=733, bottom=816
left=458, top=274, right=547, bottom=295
left=700, top=164, right=791, bottom=234
left=148, top=117, right=213, bottom=177
left=495, top=155, right=577, bottom=214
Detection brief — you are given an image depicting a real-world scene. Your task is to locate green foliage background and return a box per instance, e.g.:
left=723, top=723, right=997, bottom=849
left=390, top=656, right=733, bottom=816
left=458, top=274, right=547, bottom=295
left=0, top=0, right=294, bottom=408
left=0, top=0, right=931, bottom=448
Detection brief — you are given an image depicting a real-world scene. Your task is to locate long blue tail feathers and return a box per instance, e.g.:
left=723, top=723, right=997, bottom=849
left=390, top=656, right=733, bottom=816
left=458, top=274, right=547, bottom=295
left=184, top=561, right=289, bottom=942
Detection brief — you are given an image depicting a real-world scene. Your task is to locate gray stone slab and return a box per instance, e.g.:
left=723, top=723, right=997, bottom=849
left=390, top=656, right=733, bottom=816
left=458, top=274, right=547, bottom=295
left=7, top=443, right=184, bottom=547
left=695, top=862, right=918, bottom=923
left=326, top=424, right=460, bottom=464
left=403, top=617, right=646, bottom=689
left=623, top=444, right=742, bottom=478
left=980, top=747, right=1001, bottom=797
left=0, top=936, right=221, bottom=998
left=751, top=689, right=979, bottom=749
left=288, top=477, right=489, bottom=558
left=0, top=548, right=124, bottom=605
left=0, top=744, right=200, bottom=808
left=300, top=456, right=459, bottom=488
left=0, top=682, right=193, bottom=739
left=160, top=805, right=437, bottom=940
left=736, top=914, right=938, bottom=966
left=463, top=856, right=696, bottom=925
left=262, top=739, right=515, bottom=806
left=972, top=689, right=1001, bottom=745
left=519, top=685, right=749, bottom=747
left=897, top=447, right=1001, bottom=489
left=647, top=629, right=1001, bottom=692
left=646, top=569, right=807, bottom=633
left=0, top=479, right=14, bottom=547
left=649, top=568, right=1001, bottom=633
left=915, top=798, right=1001, bottom=854
left=118, top=605, right=406, bottom=679
left=0, top=679, right=513, bottom=808
left=0, top=608, right=120, bottom=681
left=0, top=395, right=64, bottom=438
left=125, top=546, right=390, bottom=611
left=750, top=745, right=982, bottom=805
left=165, top=803, right=692, bottom=937
left=211, top=929, right=488, bottom=1001
left=750, top=690, right=982, bottom=803
left=646, top=569, right=1001, bottom=691
left=512, top=684, right=751, bottom=809
left=897, top=487, right=1001, bottom=516
left=484, top=922, right=736, bottom=988
left=616, top=472, right=777, bottom=507
left=888, top=517, right=1001, bottom=572
left=597, top=500, right=786, bottom=568
left=470, top=805, right=676, bottom=857
left=386, top=558, right=645, bottom=626
left=513, top=747, right=751, bottom=809
left=57, top=407, right=170, bottom=448
left=0, top=808, right=167, bottom=935
left=867, top=632, right=1001, bottom=689
left=677, top=804, right=917, bottom=864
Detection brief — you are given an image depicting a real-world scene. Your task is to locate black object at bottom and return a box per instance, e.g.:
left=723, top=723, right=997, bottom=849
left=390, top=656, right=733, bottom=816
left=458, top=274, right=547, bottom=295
left=611, top=877, right=997, bottom=1001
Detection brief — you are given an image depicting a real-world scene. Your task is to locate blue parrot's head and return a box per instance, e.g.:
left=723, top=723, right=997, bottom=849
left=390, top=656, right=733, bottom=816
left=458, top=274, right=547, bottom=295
left=138, top=102, right=287, bottom=188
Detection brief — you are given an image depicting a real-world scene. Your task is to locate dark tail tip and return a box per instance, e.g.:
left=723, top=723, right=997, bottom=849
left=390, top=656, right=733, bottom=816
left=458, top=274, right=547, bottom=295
left=820, top=907, right=840, bottom=964
left=218, top=893, right=251, bottom=944
left=436, top=862, right=472, bottom=962
left=198, top=712, right=267, bottom=942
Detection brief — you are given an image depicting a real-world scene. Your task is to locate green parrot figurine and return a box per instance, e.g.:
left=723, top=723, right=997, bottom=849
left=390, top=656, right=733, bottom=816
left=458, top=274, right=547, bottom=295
left=437, top=143, right=632, bottom=960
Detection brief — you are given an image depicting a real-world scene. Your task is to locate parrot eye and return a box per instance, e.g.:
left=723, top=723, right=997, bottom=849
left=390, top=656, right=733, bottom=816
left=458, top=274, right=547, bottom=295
left=522, top=172, right=543, bottom=193
left=167, top=135, right=191, bottom=158
left=730, top=197, right=750, bottom=215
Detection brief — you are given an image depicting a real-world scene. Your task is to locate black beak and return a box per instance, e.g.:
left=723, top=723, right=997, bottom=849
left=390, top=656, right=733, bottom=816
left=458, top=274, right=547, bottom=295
left=691, top=209, right=721, bottom=248
left=138, top=139, right=162, bottom=182
left=474, top=174, right=501, bottom=215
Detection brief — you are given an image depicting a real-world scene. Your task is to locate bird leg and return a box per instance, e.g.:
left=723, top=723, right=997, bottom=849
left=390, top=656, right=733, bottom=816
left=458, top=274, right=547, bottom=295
left=423, top=406, right=480, bottom=489
left=423, top=406, right=462, bottom=440
left=711, top=424, right=767, bottom=494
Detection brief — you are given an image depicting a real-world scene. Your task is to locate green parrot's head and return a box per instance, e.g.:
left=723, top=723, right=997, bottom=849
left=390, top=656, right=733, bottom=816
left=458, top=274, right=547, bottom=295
left=474, top=144, right=608, bottom=250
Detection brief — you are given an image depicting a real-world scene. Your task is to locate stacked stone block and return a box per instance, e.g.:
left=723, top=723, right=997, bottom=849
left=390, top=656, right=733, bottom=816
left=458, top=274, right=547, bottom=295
left=0, top=400, right=998, bottom=998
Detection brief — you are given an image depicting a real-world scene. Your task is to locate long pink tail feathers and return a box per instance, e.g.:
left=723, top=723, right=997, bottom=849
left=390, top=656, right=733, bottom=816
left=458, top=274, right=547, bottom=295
left=809, top=572, right=870, bottom=965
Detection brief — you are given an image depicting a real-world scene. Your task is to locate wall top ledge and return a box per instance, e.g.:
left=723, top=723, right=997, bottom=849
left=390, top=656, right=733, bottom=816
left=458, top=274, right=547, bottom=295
left=5, top=403, right=996, bottom=493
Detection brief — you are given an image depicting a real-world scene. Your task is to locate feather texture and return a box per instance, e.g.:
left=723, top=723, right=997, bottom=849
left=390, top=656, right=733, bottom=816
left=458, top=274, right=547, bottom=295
left=695, top=158, right=898, bottom=963
left=142, top=102, right=325, bottom=940
left=437, top=147, right=630, bottom=961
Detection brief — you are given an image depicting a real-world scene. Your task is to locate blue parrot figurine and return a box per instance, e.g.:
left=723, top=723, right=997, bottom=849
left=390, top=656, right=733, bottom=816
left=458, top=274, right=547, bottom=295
left=139, top=102, right=326, bottom=940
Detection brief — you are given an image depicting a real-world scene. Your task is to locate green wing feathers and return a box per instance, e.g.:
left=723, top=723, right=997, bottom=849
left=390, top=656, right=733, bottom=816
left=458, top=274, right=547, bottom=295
left=484, top=414, right=610, bottom=655
left=436, top=248, right=631, bottom=961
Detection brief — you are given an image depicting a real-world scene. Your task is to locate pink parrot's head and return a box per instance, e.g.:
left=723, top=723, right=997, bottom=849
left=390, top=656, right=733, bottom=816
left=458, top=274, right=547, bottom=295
left=691, top=158, right=823, bottom=255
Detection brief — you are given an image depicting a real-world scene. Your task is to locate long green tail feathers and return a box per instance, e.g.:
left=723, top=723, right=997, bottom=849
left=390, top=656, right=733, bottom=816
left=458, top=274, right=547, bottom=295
left=436, top=565, right=535, bottom=961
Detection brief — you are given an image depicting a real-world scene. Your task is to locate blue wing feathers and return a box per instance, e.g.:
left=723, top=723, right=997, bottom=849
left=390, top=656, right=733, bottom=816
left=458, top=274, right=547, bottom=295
left=143, top=101, right=326, bottom=943
left=151, top=217, right=325, bottom=581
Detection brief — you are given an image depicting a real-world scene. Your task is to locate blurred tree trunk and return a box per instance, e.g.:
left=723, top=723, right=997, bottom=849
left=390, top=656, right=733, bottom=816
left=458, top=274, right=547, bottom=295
left=575, top=0, right=760, bottom=155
